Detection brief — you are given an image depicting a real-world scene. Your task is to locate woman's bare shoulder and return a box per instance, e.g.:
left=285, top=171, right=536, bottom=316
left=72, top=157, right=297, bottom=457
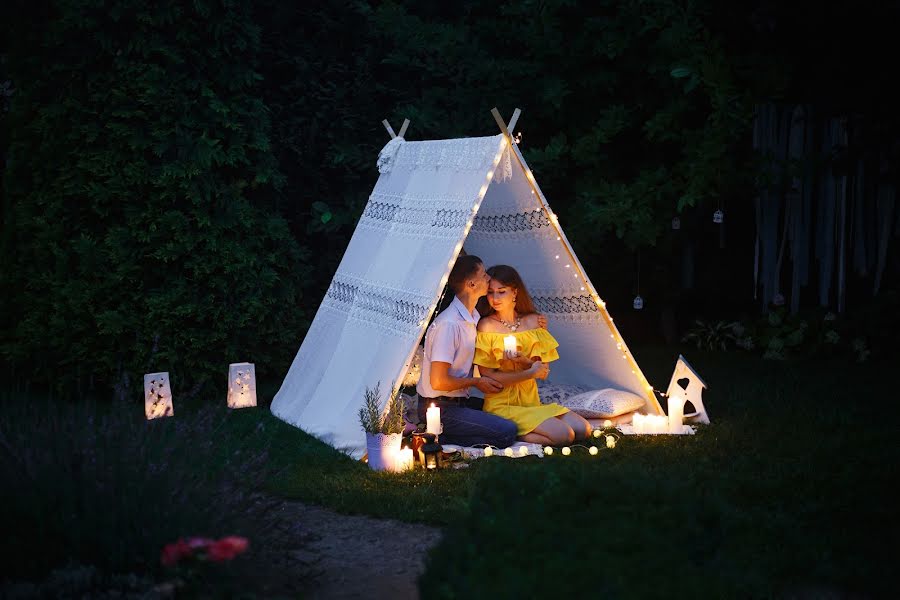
left=522, top=313, right=543, bottom=329
left=477, top=317, right=500, bottom=333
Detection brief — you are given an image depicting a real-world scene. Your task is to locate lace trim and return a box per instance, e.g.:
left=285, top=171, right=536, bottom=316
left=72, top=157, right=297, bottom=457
left=533, top=293, right=601, bottom=315
left=322, top=273, right=434, bottom=333
left=391, top=135, right=503, bottom=172
left=472, top=209, right=551, bottom=233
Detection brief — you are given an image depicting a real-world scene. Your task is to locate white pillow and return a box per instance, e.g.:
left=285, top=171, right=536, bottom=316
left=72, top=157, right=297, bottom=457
left=537, top=381, right=590, bottom=406
left=559, top=389, right=646, bottom=419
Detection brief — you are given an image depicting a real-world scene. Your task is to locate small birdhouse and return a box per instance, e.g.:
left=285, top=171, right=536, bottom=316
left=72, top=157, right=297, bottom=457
left=227, top=363, right=257, bottom=409
left=633, top=295, right=644, bottom=310
left=713, top=209, right=724, bottom=224
left=144, top=372, right=174, bottom=420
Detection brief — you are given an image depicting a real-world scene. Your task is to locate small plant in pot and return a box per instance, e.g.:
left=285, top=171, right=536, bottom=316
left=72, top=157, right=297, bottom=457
left=358, top=381, right=406, bottom=471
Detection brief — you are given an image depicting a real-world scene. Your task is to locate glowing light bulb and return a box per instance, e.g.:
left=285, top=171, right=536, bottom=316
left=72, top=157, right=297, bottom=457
left=592, top=429, right=602, bottom=438
left=603, top=420, right=613, bottom=429
left=504, top=447, right=514, bottom=457
left=589, top=446, right=599, bottom=455
left=561, top=447, right=571, bottom=456
left=606, top=436, right=616, bottom=449
left=484, top=446, right=493, bottom=457
left=580, top=287, right=585, bottom=291
left=544, top=446, right=553, bottom=455
left=519, top=446, right=529, bottom=456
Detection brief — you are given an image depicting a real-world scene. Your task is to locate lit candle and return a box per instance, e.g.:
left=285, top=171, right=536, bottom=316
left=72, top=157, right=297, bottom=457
left=503, top=334, right=517, bottom=355
left=632, top=413, right=644, bottom=434
left=426, top=404, right=441, bottom=437
left=668, top=395, right=685, bottom=434
left=396, top=448, right=414, bottom=472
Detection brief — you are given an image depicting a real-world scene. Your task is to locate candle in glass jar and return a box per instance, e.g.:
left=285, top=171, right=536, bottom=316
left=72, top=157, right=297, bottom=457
left=395, top=448, right=414, bottom=472
left=426, top=403, right=441, bottom=437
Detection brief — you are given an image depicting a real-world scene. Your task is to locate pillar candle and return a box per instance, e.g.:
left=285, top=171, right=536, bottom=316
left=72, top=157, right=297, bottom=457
left=632, top=413, right=644, bottom=434
left=503, top=335, right=517, bottom=355
left=668, top=395, right=685, bottom=434
left=426, top=404, right=441, bottom=437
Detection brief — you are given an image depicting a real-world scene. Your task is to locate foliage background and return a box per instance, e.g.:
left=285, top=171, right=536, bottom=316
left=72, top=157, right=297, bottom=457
left=1, top=0, right=898, bottom=397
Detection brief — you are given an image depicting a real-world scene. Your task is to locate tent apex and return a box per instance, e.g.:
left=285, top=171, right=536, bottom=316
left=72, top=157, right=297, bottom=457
left=491, top=107, right=521, bottom=139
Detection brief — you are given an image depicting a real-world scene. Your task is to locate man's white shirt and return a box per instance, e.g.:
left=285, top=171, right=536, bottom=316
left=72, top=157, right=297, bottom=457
left=416, top=296, right=480, bottom=399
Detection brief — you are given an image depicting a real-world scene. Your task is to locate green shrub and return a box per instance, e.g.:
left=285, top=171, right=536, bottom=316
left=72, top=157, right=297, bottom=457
left=1, top=0, right=309, bottom=398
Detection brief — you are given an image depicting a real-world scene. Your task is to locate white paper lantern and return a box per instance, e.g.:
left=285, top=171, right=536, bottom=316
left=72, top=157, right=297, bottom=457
left=713, top=209, right=724, bottom=224
left=144, top=372, right=174, bottom=420
left=633, top=295, right=644, bottom=310
left=227, top=363, right=257, bottom=409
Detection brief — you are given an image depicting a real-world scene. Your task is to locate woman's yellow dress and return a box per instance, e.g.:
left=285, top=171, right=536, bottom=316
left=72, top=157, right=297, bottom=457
left=474, top=329, right=569, bottom=436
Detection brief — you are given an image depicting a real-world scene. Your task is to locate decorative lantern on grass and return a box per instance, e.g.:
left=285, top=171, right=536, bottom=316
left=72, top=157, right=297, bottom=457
left=421, top=436, right=443, bottom=470
left=227, top=363, right=257, bottom=409
left=144, top=372, right=173, bottom=420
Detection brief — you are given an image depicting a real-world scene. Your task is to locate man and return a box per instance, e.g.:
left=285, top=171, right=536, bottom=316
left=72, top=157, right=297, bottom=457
left=416, top=255, right=519, bottom=447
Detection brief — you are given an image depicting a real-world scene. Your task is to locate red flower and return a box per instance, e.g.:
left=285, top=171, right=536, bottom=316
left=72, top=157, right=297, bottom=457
left=160, top=539, right=192, bottom=567
left=206, top=536, right=249, bottom=562
left=185, top=537, right=215, bottom=550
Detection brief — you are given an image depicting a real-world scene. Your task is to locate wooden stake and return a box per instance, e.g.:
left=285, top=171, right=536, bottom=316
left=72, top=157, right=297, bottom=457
left=490, top=107, right=511, bottom=137
left=507, top=108, right=521, bottom=134
left=382, top=119, right=396, bottom=139
left=398, top=118, right=410, bottom=138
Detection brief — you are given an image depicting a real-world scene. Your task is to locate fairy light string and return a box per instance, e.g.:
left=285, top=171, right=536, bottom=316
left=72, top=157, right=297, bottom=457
left=506, top=139, right=664, bottom=415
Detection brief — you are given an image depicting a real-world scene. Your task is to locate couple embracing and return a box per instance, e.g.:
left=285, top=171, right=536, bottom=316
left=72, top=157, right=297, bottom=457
left=416, top=255, right=591, bottom=448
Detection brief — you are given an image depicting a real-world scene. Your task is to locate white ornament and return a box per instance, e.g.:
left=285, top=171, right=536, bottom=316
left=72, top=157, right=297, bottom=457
left=665, top=354, right=710, bottom=424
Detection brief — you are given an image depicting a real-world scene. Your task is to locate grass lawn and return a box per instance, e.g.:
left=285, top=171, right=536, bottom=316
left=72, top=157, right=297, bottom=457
left=2, top=346, right=893, bottom=597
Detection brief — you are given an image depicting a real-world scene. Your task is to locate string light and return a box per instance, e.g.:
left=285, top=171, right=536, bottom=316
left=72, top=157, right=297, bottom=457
left=543, top=446, right=553, bottom=455
left=606, top=436, right=616, bottom=449
left=592, top=429, right=602, bottom=439
left=484, top=446, right=493, bottom=457
left=519, top=446, right=529, bottom=456
left=508, top=138, right=663, bottom=418
left=561, top=447, right=571, bottom=456
left=589, top=446, right=599, bottom=455
left=504, top=448, right=514, bottom=457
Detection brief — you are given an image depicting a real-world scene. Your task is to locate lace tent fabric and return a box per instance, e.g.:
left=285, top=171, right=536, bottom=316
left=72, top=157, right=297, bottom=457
left=271, top=133, right=656, bottom=457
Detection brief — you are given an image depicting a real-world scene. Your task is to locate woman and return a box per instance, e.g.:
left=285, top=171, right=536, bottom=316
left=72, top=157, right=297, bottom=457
left=474, top=265, right=592, bottom=445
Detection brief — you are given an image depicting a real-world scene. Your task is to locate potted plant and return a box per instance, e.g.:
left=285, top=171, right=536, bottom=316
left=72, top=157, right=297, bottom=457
left=358, top=381, right=406, bottom=471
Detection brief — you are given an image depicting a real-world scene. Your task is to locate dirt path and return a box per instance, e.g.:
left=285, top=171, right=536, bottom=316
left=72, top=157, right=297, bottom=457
left=271, top=500, right=443, bottom=599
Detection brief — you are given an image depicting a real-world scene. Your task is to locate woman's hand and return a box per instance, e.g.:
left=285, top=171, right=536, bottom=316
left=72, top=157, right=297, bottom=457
left=503, top=350, right=533, bottom=366
left=529, top=359, right=550, bottom=380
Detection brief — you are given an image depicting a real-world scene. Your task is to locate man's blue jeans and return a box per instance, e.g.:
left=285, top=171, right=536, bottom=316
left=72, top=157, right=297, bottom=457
left=417, top=397, right=517, bottom=448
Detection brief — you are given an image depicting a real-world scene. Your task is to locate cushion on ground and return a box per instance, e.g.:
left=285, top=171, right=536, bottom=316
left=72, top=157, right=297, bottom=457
left=559, top=388, right=646, bottom=419
left=536, top=381, right=590, bottom=405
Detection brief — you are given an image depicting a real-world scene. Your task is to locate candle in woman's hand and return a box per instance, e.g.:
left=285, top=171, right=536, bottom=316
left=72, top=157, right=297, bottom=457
left=426, top=403, right=441, bottom=437
left=503, top=335, right=517, bottom=355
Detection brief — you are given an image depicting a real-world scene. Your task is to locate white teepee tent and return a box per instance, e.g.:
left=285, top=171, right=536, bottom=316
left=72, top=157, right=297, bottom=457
left=272, top=110, right=663, bottom=455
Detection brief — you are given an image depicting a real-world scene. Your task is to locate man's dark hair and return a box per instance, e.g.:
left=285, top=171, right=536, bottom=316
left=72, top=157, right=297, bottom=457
left=447, top=254, right=483, bottom=294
